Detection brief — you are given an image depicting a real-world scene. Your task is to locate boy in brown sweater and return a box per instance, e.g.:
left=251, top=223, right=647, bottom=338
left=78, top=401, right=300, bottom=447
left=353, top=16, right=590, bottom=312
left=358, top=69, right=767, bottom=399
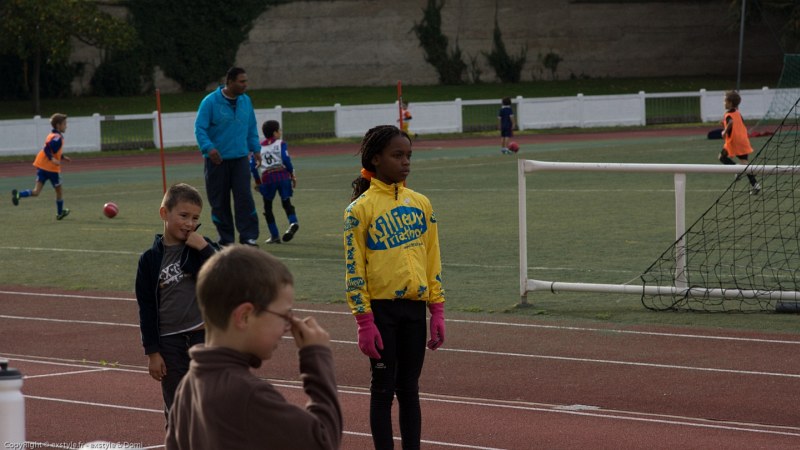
left=166, top=245, right=342, bottom=449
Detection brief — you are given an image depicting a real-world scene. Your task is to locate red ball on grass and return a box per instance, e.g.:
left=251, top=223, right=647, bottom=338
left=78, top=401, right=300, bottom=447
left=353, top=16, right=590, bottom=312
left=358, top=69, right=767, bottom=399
left=103, top=202, right=119, bottom=218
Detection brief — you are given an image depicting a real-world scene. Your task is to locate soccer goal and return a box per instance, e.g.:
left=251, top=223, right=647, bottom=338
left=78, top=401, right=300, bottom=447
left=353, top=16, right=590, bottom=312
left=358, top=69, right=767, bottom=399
left=518, top=98, right=800, bottom=313
left=748, top=54, right=800, bottom=137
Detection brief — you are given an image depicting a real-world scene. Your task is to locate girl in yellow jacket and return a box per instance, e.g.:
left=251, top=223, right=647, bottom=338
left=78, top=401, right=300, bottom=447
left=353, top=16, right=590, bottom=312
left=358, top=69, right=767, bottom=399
left=720, top=91, right=760, bottom=195
left=344, top=124, right=445, bottom=450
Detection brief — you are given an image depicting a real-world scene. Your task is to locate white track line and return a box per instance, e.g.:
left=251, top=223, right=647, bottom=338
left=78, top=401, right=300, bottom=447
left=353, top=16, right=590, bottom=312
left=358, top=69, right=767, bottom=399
left=6, top=308, right=799, bottom=377
left=441, top=346, right=800, bottom=378
left=0, top=290, right=800, bottom=345
left=3, top=289, right=800, bottom=346
left=20, top=373, right=800, bottom=441
left=7, top=355, right=800, bottom=442
left=22, top=395, right=504, bottom=450
left=24, top=368, right=112, bottom=379
left=10, top=359, right=336, bottom=449
left=444, top=318, right=800, bottom=345
left=0, top=315, right=138, bottom=327
left=0, top=355, right=142, bottom=373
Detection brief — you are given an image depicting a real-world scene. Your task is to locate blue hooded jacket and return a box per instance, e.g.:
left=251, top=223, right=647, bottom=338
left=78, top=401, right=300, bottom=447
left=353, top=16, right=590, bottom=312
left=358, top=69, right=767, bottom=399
left=195, top=86, right=260, bottom=159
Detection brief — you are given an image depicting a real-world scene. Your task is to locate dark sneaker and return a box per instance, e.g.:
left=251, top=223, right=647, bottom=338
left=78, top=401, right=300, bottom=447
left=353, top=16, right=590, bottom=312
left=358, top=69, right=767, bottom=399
left=750, top=183, right=761, bottom=195
left=282, top=223, right=299, bottom=242
left=265, top=236, right=281, bottom=244
left=56, top=208, right=70, bottom=220
left=11, top=189, right=18, bottom=206
left=242, top=239, right=259, bottom=247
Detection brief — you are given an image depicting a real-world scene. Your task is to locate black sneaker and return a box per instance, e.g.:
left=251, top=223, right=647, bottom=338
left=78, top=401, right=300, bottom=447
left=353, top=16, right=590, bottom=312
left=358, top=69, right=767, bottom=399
left=242, top=239, right=259, bottom=247
left=56, top=208, right=70, bottom=220
left=282, top=223, right=299, bottom=242
left=11, top=189, right=18, bottom=206
left=750, top=183, right=761, bottom=195
left=265, top=236, right=281, bottom=244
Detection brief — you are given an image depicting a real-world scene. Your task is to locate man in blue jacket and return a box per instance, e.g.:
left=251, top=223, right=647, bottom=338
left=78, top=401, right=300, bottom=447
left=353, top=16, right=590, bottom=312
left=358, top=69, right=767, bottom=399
left=195, top=67, right=261, bottom=246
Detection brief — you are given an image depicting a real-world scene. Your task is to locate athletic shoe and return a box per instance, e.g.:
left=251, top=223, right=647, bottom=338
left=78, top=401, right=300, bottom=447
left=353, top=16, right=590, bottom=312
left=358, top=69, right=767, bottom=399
left=501, top=148, right=511, bottom=155
left=265, top=236, right=282, bottom=244
left=242, top=239, right=259, bottom=247
left=11, top=189, right=18, bottom=206
left=750, top=183, right=761, bottom=195
left=282, top=223, right=299, bottom=242
left=56, top=208, right=70, bottom=220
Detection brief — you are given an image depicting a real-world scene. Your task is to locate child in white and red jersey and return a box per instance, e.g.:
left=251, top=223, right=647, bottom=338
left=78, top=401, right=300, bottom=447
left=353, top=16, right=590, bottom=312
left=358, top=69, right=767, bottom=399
left=249, top=120, right=299, bottom=244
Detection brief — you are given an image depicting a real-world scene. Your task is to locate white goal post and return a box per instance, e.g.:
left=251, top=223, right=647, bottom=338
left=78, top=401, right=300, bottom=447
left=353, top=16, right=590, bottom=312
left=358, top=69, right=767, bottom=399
left=517, top=159, right=800, bottom=305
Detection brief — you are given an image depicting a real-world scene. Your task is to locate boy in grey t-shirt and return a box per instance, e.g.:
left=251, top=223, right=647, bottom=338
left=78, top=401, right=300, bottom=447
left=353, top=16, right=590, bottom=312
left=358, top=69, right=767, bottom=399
left=135, top=183, right=219, bottom=417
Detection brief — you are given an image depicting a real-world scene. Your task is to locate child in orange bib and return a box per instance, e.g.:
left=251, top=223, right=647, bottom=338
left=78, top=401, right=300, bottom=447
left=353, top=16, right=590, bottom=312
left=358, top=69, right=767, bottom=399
left=720, top=91, right=760, bottom=195
left=12, top=113, right=72, bottom=219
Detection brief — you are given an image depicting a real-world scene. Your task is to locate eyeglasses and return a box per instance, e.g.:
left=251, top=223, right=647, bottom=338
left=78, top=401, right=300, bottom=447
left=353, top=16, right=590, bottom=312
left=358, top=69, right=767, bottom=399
left=263, top=308, right=294, bottom=326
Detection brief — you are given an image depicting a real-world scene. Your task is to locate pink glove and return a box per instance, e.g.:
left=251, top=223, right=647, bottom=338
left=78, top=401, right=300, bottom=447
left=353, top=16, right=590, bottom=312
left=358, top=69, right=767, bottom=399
left=355, top=313, right=383, bottom=359
left=427, top=302, right=445, bottom=350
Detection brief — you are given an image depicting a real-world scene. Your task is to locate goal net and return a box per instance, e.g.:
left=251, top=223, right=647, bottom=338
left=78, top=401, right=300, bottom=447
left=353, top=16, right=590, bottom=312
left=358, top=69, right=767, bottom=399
left=749, top=54, right=800, bottom=138
left=641, top=95, right=800, bottom=312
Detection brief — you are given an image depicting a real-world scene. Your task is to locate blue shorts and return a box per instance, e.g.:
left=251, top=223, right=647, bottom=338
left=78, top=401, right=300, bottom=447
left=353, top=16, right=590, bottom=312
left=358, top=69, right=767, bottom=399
left=258, top=178, right=293, bottom=201
left=35, top=168, right=61, bottom=188
left=501, top=126, right=514, bottom=138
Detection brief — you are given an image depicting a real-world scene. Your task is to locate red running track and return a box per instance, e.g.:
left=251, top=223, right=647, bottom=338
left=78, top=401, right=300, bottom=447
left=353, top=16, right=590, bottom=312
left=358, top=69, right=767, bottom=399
left=1, top=287, right=799, bottom=449
left=0, top=126, right=713, bottom=179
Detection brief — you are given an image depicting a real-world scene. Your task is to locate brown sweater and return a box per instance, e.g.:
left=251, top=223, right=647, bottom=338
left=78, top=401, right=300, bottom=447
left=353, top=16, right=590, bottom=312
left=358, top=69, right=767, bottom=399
left=165, top=344, right=342, bottom=450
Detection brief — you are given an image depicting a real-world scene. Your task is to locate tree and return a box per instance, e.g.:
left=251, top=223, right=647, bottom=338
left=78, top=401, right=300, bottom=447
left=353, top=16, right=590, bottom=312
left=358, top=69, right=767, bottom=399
left=541, top=51, right=563, bottom=81
left=483, top=18, right=527, bottom=83
left=729, top=0, right=800, bottom=52
left=126, top=0, right=271, bottom=92
left=412, top=0, right=467, bottom=85
left=0, top=0, right=135, bottom=114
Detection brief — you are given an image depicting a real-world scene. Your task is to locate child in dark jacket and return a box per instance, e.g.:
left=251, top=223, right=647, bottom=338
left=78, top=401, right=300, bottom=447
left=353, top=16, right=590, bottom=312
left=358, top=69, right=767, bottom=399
left=135, top=183, right=218, bottom=418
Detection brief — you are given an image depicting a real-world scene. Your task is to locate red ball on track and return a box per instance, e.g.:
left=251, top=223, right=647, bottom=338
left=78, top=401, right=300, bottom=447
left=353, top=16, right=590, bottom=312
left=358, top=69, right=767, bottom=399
left=508, top=142, right=520, bottom=153
left=103, top=202, right=119, bottom=218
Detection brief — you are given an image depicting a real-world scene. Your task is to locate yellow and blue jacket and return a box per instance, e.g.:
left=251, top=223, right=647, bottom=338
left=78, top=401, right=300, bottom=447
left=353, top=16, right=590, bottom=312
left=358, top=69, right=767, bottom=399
left=344, top=178, right=445, bottom=316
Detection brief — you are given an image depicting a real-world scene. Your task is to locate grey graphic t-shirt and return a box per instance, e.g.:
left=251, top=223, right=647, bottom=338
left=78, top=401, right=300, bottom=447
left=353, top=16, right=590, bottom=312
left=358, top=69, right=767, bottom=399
left=158, top=244, right=203, bottom=335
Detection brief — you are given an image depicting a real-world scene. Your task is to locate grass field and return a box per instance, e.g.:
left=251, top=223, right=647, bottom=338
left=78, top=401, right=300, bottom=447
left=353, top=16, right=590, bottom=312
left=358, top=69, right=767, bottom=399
left=2, top=129, right=799, bottom=335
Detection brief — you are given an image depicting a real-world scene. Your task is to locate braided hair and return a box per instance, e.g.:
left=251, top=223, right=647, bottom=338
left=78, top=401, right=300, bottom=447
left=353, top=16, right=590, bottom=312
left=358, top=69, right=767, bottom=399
left=350, top=125, right=411, bottom=201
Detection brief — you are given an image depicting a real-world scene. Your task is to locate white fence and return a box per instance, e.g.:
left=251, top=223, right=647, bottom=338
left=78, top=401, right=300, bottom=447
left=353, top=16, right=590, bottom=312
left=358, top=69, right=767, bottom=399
left=0, top=87, right=779, bottom=157
left=516, top=159, right=800, bottom=305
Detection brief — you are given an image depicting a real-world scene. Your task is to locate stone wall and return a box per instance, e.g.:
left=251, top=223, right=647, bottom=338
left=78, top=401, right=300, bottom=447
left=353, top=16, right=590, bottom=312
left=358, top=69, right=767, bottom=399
left=71, top=0, right=785, bottom=93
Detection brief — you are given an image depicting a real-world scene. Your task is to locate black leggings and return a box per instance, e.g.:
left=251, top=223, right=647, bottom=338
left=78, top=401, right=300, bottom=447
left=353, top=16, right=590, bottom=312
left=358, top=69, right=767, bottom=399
left=720, top=149, right=757, bottom=186
left=369, top=300, right=427, bottom=450
left=262, top=197, right=295, bottom=225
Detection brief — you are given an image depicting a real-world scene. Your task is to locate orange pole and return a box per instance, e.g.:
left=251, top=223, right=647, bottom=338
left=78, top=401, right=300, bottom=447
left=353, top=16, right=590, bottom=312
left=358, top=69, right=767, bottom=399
left=397, top=80, right=403, bottom=129
left=156, top=89, right=167, bottom=193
